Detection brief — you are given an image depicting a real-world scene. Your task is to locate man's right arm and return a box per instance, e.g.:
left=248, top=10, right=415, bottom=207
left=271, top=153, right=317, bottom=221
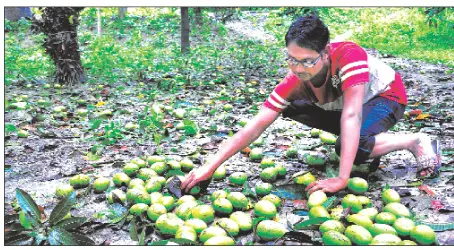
left=180, top=106, right=280, bottom=192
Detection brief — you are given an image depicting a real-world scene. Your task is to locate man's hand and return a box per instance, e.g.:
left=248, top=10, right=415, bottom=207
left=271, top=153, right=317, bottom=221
left=305, top=177, right=348, bottom=195
left=180, top=167, right=214, bottom=193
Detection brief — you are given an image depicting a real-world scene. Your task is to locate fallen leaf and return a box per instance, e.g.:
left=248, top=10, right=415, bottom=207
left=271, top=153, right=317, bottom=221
left=418, top=185, right=436, bottom=196
left=95, top=101, right=105, bottom=107
left=415, top=113, right=430, bottom=120
left=293, top=199, right=308, bottom=209
left=408, top=109, right=422, bottom=116
left=241, top=147, right=251, bottom=154
left=22, top=124, right=36, bottom=131
left=82, top=166, right=95, bottom=173
left=431, top=200, right=444, bottom=211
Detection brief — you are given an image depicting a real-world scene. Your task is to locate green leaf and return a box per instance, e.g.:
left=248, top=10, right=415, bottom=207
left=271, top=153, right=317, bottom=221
left=47, top=232, right=61, bottom=246
left=414, top=220, right=454, bottom=232
left=242, top=181, right=257, bottom=199
left=54, top=217, right=88, bottom=231
left=5, top=230, right=29, bottom=242
left=138, top=228, right=146, bottom=245
left=104, top=203, right=129, bottom=224
left=129, top=217, right=139, bottom=241
left=293, top=217, right=330, bottom=230
left=5, top=214, right=20, bottom=225
left=322, top=196, right=338, bottom=210
left=271, top=184, right=305, bottom=200
left=4, top=232, right=33, bottom=246
left=149, top=240, right=169, bottom=246
left=89, top=119, right=102, bottom=130
left=34, top=233, right=47, bottom=246
left=183, top=119, right=198, bottom=136
left=6, top=222, right=27, bottom=232
left=165, top=169, right=185, bottom=179
left=15, top=188, right=42, bottom=226
left=5, top=123, right=18, bottom=133
left=49, top=192, right=76, bottom=226
left=66, top=231, right=95, bottom=245
left=325, top=165, right=338, bottom=178
left=48, top=228, right=76, bottom=245
left=87, top=152, right=101, bottom=161
left=48, top=227, right=94, bottom=245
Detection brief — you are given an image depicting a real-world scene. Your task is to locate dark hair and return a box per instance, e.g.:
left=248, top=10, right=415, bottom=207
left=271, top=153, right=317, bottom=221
left=285, top=14, right=330, bottom=53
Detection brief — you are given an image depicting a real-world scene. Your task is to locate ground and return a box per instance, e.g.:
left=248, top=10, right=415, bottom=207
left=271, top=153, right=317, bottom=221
left=4, top=13, right=454, bottom=245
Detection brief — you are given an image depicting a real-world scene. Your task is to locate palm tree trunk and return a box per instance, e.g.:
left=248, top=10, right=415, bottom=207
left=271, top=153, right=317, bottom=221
left=33, top=7, right=84, bottom=86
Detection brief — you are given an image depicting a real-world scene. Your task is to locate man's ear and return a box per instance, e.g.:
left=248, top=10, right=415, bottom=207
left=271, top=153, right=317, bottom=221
left=324, top=44, right=331, bottom=55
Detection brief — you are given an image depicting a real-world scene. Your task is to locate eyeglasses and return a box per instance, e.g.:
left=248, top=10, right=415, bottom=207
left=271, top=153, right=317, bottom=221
left=285, top=52, right=323, bottom=68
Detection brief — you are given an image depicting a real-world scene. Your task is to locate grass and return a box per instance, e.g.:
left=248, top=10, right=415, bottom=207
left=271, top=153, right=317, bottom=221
left=348, top=8, right=453, bottom=67
left=265, top=7, right=453, bottom=67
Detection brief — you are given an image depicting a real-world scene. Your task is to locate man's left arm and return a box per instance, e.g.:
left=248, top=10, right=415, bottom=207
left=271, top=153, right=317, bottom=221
left=306, top=83, right=366, bottom=194
left=338, top=83, right=366, bottom=181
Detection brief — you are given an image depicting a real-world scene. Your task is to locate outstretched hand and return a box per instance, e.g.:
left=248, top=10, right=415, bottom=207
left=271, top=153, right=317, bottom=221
left=180, top=167, right=214, bottom=193
left=305, top=177, right=348, bottom=195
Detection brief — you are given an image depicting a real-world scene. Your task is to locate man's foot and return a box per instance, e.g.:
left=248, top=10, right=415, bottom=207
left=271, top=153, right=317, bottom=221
left=409, top=134, right=441, bottom=177
left=369, top=157, right=381, bottom=172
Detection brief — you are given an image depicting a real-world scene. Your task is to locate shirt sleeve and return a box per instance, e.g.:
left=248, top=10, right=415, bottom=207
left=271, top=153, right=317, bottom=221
left=336, top=43, right=369, bottom=92
left=262, top=71, right=298, bottom=112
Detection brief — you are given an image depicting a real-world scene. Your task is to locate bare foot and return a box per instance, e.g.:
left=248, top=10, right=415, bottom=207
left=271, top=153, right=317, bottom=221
left=409, top=134, right=438, bottom=176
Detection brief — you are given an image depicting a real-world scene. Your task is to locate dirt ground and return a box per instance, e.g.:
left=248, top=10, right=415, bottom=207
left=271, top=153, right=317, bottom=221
left=4, top=14, right=454, bottom=245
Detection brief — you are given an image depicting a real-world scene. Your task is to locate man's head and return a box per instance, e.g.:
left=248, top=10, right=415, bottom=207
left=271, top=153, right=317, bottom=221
left=284, top=15, right=330, bottom=83
left=285, top=14, right=329, bottom=53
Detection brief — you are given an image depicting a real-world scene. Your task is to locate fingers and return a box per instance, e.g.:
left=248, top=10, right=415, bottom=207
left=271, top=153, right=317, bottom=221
left=305, top=182, right=317, bottom=192
left=180, top=171, right=194, bottom=190
left=306, top=181, right=321, bottom=195
left=184, top=180, right=195, bottom=193
left=305, top=180, right=333, bottom=195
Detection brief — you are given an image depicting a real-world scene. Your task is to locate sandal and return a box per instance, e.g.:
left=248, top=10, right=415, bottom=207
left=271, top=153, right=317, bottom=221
left=416, top=139, right=441, bottom=178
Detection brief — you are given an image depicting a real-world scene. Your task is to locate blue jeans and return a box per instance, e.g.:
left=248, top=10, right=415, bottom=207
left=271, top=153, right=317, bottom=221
left=282, top=96, right=406, bottom=165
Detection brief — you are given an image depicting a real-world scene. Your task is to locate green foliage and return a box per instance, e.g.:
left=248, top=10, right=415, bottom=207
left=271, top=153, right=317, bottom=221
left=183, top=119, right=199, bottom=136
left=5, top=189, right=94, bottom=246
left=4, top=19, right=53, bottom=86
left=265, top=7, right=454, bottom=67
left=321, top=8, right=454, bottom=67
left=293, top=217, right=330, bottom=230
left=93, top=203, right=129, bottom=224
left=5, top=123, right=18, bottom=134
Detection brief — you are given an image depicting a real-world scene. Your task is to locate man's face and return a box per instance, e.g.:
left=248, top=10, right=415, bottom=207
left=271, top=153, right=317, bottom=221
left=286, top=42, right=325, bottom=82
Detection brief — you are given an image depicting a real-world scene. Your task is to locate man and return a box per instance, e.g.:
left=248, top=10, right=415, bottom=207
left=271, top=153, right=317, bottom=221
left=181, top=14, right=440, bottom=195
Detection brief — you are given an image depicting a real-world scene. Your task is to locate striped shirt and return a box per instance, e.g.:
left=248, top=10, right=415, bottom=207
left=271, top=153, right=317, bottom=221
left=264, top=42, right=407, bottom=112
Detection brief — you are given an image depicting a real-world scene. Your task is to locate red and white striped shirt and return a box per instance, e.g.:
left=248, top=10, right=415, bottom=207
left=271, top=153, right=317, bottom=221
left=264, top=42, right=407, bottom=112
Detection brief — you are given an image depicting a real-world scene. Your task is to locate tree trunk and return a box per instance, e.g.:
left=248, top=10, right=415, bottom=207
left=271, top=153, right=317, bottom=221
left=118, top=7, right=127, bottom=20
left=181, top=7, right=190, bottom=54
left=32, top=7, right=84, bottom=85
left=194, top=7, right=203, bottom=26
left=97, top=8, right=102, bottom=36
